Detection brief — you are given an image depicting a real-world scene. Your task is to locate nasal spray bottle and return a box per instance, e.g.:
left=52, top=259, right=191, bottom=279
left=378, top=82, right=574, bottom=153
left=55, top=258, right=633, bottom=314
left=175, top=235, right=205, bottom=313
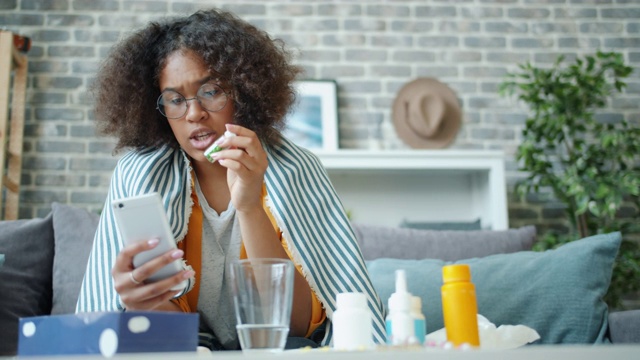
left=385, top=270, right=417, bottom=346
left=411, top=296, right=426, bottom=345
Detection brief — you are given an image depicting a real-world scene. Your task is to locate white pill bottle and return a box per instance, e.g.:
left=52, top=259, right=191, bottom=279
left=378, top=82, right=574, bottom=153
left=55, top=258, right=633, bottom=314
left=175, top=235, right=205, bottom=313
left=332, top=292, right=375, bottom=351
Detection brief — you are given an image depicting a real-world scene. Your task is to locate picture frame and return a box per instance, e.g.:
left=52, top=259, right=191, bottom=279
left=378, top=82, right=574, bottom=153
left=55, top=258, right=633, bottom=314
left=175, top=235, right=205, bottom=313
left=283, top=80, right=339, bottom=151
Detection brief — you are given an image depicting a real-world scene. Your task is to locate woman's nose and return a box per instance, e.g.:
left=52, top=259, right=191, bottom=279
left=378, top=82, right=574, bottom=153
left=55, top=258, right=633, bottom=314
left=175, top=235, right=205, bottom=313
left=184, top=97, right=207, bottom=122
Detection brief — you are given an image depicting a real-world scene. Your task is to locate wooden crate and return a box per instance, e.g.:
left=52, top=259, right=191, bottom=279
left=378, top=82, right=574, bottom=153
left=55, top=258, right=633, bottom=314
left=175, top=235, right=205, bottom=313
left=0, top=31, right=28, bottom=220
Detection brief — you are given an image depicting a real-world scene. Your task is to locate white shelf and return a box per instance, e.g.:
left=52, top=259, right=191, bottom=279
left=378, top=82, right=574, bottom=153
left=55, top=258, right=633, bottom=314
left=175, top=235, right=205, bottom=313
left=315, top=150, right=509, bottom=230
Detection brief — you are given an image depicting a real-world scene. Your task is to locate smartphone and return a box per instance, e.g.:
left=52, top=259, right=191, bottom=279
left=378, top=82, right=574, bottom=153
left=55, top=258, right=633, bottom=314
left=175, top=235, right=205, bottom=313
left=112, top=192, right=187, bottom=291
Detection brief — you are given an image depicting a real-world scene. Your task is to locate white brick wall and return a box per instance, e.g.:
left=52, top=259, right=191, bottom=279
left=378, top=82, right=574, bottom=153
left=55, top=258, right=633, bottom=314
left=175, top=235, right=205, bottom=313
left=1, top=0, right=638, bottom=230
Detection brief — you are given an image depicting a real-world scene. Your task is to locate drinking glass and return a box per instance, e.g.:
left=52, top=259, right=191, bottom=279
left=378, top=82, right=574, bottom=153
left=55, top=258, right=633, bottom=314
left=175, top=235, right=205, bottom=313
left=229, top=258, right=294, bottom=353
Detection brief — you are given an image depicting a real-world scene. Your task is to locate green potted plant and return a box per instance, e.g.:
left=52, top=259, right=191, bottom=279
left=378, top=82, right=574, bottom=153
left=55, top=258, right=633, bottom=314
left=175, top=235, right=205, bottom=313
left=499, top=51, right=640, bottom=309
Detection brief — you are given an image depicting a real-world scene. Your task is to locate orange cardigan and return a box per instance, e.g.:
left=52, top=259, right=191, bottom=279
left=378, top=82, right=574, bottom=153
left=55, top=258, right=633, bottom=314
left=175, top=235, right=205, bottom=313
left=171, top=185, right=326, bottom=337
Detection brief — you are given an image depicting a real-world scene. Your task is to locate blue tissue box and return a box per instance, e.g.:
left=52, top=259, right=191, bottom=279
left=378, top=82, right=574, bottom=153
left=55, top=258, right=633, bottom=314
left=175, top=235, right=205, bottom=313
left=18, top=311, right=199, bottom=357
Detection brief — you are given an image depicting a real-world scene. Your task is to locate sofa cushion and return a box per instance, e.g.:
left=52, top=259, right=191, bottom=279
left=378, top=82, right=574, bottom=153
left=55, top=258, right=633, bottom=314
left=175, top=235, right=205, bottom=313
left=353, top=224, right=537, bottom=261
left=0, top=214, right=55, bottom=356
left=51, top=203, right=100, bottom=314
left=608, top=310, right=640, bottom=344
left=400, top=219, right=482, bottom=231
left=366, top=232, right=621, bottom=344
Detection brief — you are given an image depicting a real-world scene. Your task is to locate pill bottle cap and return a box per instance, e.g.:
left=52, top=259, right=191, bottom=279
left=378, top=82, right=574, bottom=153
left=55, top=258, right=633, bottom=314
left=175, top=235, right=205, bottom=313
left=337, top=292, right=367, bottom=309
left=442, top=264, right=471, bottom=283
left=411, top=296, right=422, bottom=313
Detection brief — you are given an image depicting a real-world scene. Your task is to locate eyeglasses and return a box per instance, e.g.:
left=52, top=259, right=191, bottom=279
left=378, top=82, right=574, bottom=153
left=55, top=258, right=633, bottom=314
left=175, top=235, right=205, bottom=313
left=156, top=82, right=229, bottom=119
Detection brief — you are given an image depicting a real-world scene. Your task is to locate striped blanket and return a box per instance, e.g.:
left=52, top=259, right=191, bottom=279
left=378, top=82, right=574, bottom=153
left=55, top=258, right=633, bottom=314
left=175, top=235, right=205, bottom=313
left=76, top=136, right=386, bottom=345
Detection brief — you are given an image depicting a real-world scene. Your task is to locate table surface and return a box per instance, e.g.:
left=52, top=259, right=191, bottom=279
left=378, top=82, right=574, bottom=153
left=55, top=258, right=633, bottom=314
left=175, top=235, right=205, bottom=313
left=4, top=345, right=639, bottom=360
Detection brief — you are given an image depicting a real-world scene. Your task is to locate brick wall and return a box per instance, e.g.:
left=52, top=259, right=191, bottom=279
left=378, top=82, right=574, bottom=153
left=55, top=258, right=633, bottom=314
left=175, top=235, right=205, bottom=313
left=1, top=0, right=639, bottom=233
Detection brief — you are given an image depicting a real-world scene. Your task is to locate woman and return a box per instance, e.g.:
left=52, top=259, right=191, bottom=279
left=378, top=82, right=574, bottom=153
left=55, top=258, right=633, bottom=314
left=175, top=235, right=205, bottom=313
left=76, top=8, right=385, bottom=350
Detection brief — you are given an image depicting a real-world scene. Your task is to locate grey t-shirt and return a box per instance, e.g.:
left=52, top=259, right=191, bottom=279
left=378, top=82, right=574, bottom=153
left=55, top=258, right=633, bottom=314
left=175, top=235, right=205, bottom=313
left=194, top=179, right=242, bottom=350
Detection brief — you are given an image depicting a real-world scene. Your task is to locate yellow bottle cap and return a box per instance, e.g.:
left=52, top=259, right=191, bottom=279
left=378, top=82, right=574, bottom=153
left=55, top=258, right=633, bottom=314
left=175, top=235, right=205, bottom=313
left=442, top=264, right=471, bottom=283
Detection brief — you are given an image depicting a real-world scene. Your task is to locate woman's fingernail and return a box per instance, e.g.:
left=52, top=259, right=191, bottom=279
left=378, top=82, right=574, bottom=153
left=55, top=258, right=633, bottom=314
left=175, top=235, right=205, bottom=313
left=148, top=238, right=159, bottom=246
left=183, top=270, right=195, bottom=279
left=171, top=250, right=184, bottom=259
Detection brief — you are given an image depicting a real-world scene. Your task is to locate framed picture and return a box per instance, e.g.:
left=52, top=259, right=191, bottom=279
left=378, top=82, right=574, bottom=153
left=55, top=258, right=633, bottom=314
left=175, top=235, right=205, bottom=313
left=283, top=80, right=338, bottom=151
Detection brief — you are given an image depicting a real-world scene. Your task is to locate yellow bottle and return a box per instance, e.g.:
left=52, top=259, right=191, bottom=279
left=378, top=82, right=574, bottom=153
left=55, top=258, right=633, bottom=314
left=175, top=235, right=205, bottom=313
left=441, top=264, right=480, bottom=347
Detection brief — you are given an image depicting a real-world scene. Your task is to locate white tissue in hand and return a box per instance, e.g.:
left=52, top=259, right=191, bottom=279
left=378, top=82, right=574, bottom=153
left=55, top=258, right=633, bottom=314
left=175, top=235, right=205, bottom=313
left=426, top=314, right=540, bottom=349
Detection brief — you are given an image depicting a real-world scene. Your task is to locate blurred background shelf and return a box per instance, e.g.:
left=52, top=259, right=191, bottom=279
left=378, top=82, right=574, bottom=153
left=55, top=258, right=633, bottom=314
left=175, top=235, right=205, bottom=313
left=315, top=150, right=508, bottom=230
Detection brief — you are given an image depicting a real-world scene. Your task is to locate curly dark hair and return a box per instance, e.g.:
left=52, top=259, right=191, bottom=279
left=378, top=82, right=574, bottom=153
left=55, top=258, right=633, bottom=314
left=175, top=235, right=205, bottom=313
left=93, top=8, right=302, bottom=151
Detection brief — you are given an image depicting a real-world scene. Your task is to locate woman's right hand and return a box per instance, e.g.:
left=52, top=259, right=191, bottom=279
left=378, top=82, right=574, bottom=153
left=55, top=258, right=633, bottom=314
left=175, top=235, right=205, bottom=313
left=111, top=238, right=194, bottom=311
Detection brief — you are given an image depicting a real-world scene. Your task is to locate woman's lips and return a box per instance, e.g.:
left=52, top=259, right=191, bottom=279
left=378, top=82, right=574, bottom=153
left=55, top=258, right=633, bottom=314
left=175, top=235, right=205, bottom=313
left=189, top=131, right=216, bottom=150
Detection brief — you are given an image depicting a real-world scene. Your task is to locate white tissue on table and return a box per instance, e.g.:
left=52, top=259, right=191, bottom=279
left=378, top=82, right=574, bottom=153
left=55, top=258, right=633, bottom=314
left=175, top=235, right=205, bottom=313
left=425, top=314, right=540, bottom=349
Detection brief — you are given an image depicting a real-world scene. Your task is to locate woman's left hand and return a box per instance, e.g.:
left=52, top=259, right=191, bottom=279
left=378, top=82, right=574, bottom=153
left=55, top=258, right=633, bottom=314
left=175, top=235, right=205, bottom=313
left=212, top=123, right=267, bottom=212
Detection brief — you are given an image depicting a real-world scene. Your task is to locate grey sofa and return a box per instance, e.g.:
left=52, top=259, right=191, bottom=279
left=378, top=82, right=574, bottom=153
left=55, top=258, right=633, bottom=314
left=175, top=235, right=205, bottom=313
left=0, top=203, right=99, bottom=356
left=352, top=222, right=640, bottom=345
left=0, top=204, right=638, bottom=356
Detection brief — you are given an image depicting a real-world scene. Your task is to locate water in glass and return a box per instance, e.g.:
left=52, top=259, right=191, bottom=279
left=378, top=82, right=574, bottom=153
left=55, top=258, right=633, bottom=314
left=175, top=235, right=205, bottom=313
left=236, top=324, right=289, bottom=353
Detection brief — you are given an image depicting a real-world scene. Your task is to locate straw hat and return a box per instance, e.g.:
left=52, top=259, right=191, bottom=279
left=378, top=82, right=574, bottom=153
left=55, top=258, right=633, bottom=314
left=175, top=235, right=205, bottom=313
left=392, top=78, right=462, bottom=149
